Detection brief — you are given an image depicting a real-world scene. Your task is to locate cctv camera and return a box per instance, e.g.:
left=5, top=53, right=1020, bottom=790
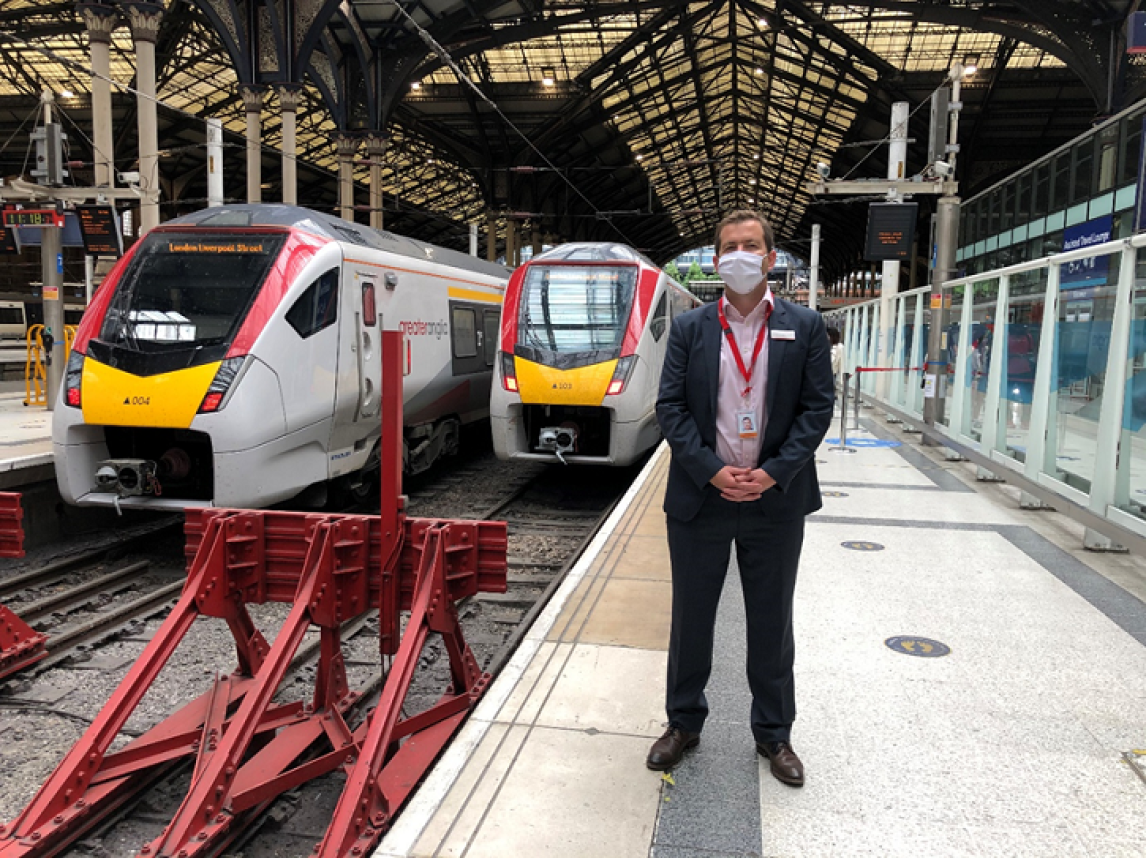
left=816, top=162, right=831, bottom=179
left=933, top=160, right=952, bottom=177
left=119, top=171, right=140, bottom=185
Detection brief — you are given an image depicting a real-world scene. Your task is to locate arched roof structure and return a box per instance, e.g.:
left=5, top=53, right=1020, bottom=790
left=0, top=1, right=1140, bottom=277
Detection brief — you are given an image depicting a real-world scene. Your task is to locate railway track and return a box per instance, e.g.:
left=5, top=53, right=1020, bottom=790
left=0, top=446, right=648, bottom=857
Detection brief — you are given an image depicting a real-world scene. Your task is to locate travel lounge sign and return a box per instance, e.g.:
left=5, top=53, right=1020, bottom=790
left=1060, top=214, right=1112, bottom=294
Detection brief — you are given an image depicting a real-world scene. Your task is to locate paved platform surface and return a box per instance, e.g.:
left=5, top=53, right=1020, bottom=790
left=0, top=383, right=52, bottom=480
left=377, top=407, right=1146, bottom=858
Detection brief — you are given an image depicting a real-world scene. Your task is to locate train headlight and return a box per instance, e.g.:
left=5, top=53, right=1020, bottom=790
left=198, top=356, right=245, bottom=413
left=64, top=352, right=84, bottom=408
left=500, top=351, right=518, bottom=393
left=606, top=355, right=637, bottom=396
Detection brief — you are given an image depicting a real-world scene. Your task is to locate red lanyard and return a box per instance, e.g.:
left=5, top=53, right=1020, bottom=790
left=718, top=298, right=772, bottom=397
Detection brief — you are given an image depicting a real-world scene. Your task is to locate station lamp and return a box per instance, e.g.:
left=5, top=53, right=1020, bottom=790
left=541, top=67, right=556, bottom=87
left=962, top=54, right=980, bottom=75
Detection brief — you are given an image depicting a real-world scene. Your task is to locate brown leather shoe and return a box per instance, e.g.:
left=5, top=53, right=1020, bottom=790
left=757, top=741, right=804, bottom=787
left=646, top=725, right=700, bottom=771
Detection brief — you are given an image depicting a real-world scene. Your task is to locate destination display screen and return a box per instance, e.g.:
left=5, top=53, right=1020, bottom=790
left=76, top=205, right=124, bottom=257
left=863, top=202, right=918, bottom=262
left=163, top=239, right=272, bottom=254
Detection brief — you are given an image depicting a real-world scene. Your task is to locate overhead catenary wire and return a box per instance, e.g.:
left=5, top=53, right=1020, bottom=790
left=382, top=0, right=642, bottom=248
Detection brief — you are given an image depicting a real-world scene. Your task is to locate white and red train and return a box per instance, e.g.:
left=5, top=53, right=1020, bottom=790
left=491, top=242, right=700, bottom=466
left=53, top=204, right=508, bottom=510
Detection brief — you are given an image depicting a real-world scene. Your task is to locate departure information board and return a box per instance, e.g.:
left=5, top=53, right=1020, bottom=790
left=0, top=224, right=18, bottom=255
left=76, top=205, right=124, bottom=257
left=863, top=203, right=918, bottom=262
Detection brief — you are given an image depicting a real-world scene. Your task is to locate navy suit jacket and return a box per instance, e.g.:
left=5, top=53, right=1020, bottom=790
left=656, top=297, right=835, bottom=522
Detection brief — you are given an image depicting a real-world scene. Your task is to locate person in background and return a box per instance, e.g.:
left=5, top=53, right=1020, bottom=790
left=648, top=209, right=834, bottom=786
left=828, top=327, right=842, bottom=393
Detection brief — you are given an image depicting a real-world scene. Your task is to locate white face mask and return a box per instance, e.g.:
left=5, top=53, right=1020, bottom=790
left=717, top=250, right=766, bottom=295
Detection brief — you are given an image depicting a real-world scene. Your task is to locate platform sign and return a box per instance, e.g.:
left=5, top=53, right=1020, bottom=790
left=863, top=202, right=918, bottom=261
left=1129, top=12, right=1146, bottom=53
left=1061, top=214, right=1112, bottom=290
left=76, top=205, right=124, bottom=257
left=15, top=212, right=84, bottom=248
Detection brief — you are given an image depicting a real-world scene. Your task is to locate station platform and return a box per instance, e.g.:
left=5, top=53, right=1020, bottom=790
left=379, top=409, right=1146, bottom=858
left=0, top=382, right=53, bottom=490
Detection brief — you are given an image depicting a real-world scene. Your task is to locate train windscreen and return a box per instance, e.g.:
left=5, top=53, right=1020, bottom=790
left=516, top=264, right=637, bottom=368
left=90, top=232, right=286, bottom=375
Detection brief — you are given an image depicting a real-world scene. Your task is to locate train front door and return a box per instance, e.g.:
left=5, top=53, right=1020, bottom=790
left=330, top=271, right=382, bottom=475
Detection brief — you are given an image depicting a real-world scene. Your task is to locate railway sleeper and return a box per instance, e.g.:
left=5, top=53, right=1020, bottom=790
left=0, top=506, right=507, bottom=858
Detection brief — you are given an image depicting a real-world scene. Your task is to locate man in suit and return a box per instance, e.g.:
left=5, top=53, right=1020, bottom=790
left=647, top=210, right=834, bottom=786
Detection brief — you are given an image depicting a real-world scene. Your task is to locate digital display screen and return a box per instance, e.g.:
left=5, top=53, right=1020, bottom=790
left=163, top=240, right=270, bottom=254
left=2, top=209, right=63, bottom=228
left=0, top=225, right=18, bottom=256
left=864, top=203, right=918, bottom=262
left=76, top=205, right=123, bottom=257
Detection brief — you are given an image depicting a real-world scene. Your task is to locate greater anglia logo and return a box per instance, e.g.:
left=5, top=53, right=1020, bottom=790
left=398, top=319, right=448, bottom=339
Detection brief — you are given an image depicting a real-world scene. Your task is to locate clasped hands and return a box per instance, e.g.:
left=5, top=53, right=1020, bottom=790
left=710, top=465, right=775, bottom=502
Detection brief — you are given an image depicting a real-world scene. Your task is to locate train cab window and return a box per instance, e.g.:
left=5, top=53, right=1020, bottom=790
left=98, top=231, right=285, bottom=353
left=362, top=282, right=377, bottom=327
left=650, top=294, right=668, bottom=341
left=516, top=264, right=636, bottom=360
left=452, top=306, right=478, bottom=358
left=286, top=269, right=339, bottom=338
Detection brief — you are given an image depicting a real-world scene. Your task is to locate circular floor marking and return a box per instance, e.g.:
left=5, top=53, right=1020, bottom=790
left=841, top=540, right=883, bottom=551
left=885, top=636, right=951, bottom=658
left=822, top=490, right=849, bottom=498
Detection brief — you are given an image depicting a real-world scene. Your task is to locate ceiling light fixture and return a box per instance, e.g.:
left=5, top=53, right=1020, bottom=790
left=962, top=54, right=980, bottom=75
left=541, top=67, right=555, bottom=87
left=754, top=67, right=764, bottom=76
left=410, top=80, right=421, bottom=90
left=60, top=89, right=74, bottom=98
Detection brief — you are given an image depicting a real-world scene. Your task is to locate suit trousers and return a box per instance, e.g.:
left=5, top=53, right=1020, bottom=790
left=665, top=493, right=805, bottom=744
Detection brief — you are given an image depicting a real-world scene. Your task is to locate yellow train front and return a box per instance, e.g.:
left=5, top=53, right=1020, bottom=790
left=491, top=243, right=699, bottom=466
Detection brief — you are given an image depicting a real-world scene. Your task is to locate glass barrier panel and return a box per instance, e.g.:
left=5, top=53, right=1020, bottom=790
left=1050, top=248, right=1119, bottom=493
left=1000, top=268, right=1048, bottom=462
left=907, top=295, right=925, bottom=417
left=967, top=278, right=999, bottom=442
left=938, top=285, right=965, bottom=428
left=1116, top=248, right=1146, bottom=520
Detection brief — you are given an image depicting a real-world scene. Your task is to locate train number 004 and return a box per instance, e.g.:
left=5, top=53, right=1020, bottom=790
left=126, top=396, right=150, bottom=406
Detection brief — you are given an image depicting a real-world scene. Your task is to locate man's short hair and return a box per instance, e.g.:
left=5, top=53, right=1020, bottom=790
left=713, top=210, right=775, bottom=255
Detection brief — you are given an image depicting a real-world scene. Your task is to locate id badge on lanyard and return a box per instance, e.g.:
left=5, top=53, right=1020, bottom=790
left=719, top=299, right=769, bottom=441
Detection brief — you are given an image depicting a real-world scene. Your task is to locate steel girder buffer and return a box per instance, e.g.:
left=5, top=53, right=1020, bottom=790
left=0, top=333, right=509, bottom=858
left=0, top=492, right=47, bottom=679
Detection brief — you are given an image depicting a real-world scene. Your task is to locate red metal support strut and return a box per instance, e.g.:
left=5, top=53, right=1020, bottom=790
left=0, top=332, right=509, bottom=858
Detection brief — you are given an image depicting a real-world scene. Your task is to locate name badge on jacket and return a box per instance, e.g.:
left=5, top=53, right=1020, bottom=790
left=771, top=329, right=796, bottom=340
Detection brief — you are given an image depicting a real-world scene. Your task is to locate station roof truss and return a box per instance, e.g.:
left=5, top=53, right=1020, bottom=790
left=0, top=0, right=1141, bottom=275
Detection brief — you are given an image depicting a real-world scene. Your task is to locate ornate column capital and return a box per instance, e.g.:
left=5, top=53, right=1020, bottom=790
left=364, top=133, right=386, bottom=157
left=336, top=135, right=360, bottom=159
left=239, top=84, right=265, bottom=113
left=123, top=2, right=164, bottom=43
left=275, top=83, right=305, bottom=113
left=78, top=3, right=119, bottom=43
